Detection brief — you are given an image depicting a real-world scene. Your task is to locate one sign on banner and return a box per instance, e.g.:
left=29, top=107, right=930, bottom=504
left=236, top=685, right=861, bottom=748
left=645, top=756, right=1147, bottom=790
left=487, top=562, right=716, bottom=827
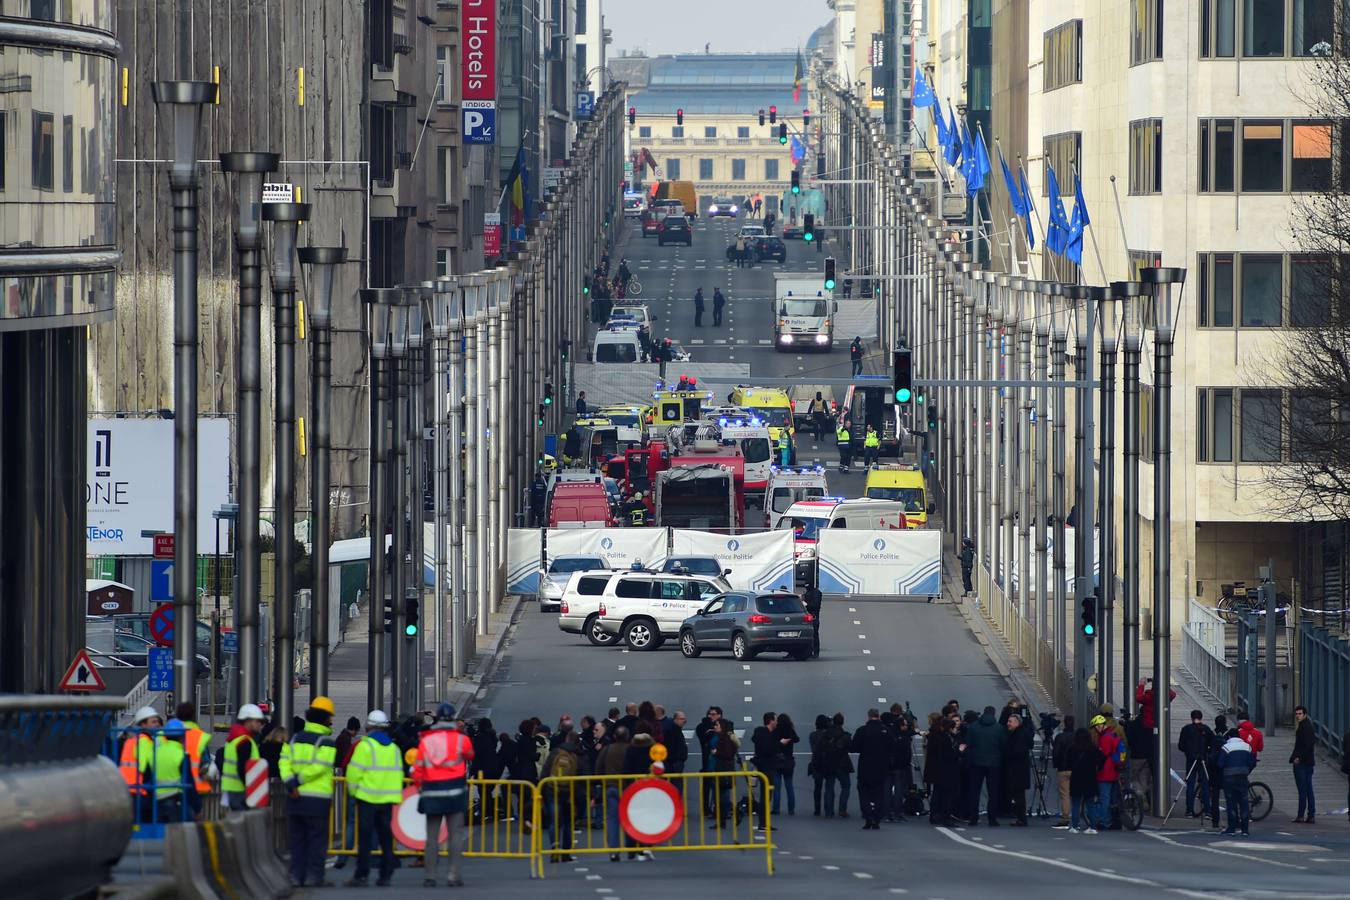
left=244, top=757, right=270, bottom=808
left=483, top=212, right=502, bottom=257
left=619, top=778, right=684, bottom=844
left=149, top=602, right=175, bottom=646
left=152, top=533, right=175, bottom=559
left=391, top=786, right=449, bottom=851
left=460, top=0, right=496, bottom=101
left=262, top=182, right=293, bottom=204
left=150, top=560, right=173, bottom=601
left=147, top=646, right=174, bottom=691
left=221, top=631, right=239, bottom=654
left=542, top=167, right=564, bottom=191
left=462, top=101, right=496, bottom=145
left=58, top=649, right=107, bottom=692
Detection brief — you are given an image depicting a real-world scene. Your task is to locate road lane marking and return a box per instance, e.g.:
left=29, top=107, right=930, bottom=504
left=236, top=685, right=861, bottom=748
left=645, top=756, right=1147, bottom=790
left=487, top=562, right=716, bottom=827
left=933, top=827, right=1160, bottom=886
left=613, top=681, right=622, bottom=686
left=744, top=680, right=752, bottom=685
left=872, top=681, right=882, bottom=687
left=858, top=634, right=867, bottom=639
left=853, top=620, right=861, bottom=625
left=862, top=649, right=872, bottom=654
left=609, top=697, right=617, bottom=703
left=822, top=865, right=839, bottom=871
left=1138, top=829, right=1306, bottom=871
left=853, top=872, right=873, bottom=879
left=744, top=696, right=753, bottom=702
left=867, top=665, right=876, bottom=671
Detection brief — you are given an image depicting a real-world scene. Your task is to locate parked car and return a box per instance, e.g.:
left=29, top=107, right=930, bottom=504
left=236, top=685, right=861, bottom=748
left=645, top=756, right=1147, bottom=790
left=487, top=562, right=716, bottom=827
left=678, top=591, right=814, bottom=660
left=104, top=613, right=220, bottom=653
left=594, top=572, right=729, bottom=650
left=112, top=629, right=214, bottom=680
left=538, top=555, right=610, bottom=611
left=557, top=570, right=623, bottom=646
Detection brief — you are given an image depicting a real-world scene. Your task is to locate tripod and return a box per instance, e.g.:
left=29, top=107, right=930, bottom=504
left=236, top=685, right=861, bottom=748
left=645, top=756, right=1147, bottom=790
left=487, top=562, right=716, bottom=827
left=1161, top=757, right=1212, bottom=828
left=1030, top=730, right=1055, bottom=818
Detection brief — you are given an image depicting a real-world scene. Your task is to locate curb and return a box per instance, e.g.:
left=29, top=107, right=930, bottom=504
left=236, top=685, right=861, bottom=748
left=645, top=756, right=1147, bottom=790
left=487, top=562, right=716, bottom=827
left=451, top=595, right=524, bottom=716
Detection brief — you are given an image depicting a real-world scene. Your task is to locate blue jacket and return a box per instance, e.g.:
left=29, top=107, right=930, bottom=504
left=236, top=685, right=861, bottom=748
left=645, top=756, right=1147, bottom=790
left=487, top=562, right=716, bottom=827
left=1218, top=736, right=1254, bottom=780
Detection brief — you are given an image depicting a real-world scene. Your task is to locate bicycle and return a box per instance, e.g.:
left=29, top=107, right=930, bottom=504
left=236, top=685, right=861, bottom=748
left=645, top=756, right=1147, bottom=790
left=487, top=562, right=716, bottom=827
left=625, top=277, right=642, bottom=296
left=1114, top=773, right=1144, bottom=831
left=1247, top=779, right=1273, bottom=822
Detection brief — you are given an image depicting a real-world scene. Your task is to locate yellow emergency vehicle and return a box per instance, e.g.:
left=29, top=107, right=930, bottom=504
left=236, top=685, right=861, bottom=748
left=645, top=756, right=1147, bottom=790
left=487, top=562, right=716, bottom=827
left=863, top=464, right=932, bottom=527
left=728, top=385, right=796, bottom=463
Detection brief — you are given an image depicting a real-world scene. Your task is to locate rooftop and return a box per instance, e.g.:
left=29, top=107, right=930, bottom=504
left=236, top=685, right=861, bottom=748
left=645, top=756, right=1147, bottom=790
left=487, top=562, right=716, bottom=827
left=626, top=53, right=808, bottom=116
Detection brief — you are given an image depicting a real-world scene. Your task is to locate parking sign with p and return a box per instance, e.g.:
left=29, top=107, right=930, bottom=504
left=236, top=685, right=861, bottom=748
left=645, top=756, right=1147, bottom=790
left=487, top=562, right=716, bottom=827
left=463, top=101, right=496, bottom=145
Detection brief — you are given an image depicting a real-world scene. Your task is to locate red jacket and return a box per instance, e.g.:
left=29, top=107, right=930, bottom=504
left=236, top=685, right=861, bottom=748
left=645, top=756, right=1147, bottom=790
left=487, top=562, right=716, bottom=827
left=1135, top=683, right=1176, bottom=730
left=1097, top=731, right=1121, bottom=782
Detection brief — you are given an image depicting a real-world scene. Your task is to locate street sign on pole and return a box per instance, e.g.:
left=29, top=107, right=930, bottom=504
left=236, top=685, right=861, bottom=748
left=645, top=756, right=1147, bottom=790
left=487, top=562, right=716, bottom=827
left=149, top=602, right=175, bottom=646
left=619, top=778, right=684, bottom=844
left=221, top=630, right=239, bottom=654
left=153, top=533, right=176, bottom=559
left=58, top=649, right=107, bottom=692
left=147, top=646, right=174, bottom=691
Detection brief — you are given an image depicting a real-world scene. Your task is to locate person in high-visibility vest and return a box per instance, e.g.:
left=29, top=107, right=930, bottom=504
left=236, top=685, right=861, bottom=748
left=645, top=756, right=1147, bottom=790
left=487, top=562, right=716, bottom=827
left=836, top=421, right=853, bottom=472
left=626, top=491, right=648, bottom=527
left=279, top=695, right=338, bottom=888
left=152, top=719, right=196, bottom=824
left=221, top=703, right=266, bottom=811
left=121, top=706, right=161, bottom=821
left=414, top=702, right=475, bottom=888
left=777, top=430, right=791, bottom=466
left=175, top=701, right=216, bottom=804
left=863, top=425, right=881, bottom=468
left=344, top=710, right=403, bottom=887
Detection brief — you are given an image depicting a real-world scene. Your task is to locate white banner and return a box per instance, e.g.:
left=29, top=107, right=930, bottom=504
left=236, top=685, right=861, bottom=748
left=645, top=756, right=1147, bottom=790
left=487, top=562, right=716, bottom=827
left=817, top=529, right=941, bottom=596
left=506, top=528, right=545, bottom=594
left=1008, top=528, right=1099, bottom=593
left=87, top=417, right=232, bottom=555
left=670, top=530, right=794, bottom=592
left=544, top=528, right=668, bottom=572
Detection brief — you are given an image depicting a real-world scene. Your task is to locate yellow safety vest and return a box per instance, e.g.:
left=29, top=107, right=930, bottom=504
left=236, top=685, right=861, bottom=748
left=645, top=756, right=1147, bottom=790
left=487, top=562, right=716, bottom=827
left=221, top=733, right=258, bottom=794
left=836, top=426, right=850, bottom=446
left=346, top=735, right=405, bottom=805
left=152, top=737, right=188, bottom=801
left=864, top=431, right=880, bottom=448
left=279, top=721, right=337, bottom=804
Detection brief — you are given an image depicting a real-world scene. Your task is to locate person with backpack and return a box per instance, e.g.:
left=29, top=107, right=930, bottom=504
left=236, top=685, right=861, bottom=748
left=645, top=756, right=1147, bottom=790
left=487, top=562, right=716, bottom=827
left=1219, top=725, right=1256, bottom=835
left=1063, top=727, right=1105, bottom=833
left=1090, top=714, right=1123, bottom=831
left=540, top=731, right=582, bottom=863
left=822, top=712, right=854, bottom=817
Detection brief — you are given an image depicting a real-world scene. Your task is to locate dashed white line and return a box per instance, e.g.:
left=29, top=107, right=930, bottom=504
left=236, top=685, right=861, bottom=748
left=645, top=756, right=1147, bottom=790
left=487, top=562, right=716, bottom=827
left=872, top=681, right=882, bottom=687
left=852, top=620, right=861, bottom=625
left=822, top=865, right=840, bottom=871
left=744, top=680, right=753, bottom=685
left=613, top=681, right=623, bottom=686
left=858, top=634, right=867, bottom=639
left=608, top=697, right=617, bottom=703
left=867, top=665, right=876, bottom=671
left=744, top=696, right=753, bottom=702
left=862, top=649, right=872, bottom=655
left=853, top=872, right=874, bottom=880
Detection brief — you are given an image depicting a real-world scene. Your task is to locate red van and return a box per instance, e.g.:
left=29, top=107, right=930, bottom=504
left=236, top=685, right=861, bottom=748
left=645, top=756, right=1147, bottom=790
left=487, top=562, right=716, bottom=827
left=548, top=482, right=614, bottom=528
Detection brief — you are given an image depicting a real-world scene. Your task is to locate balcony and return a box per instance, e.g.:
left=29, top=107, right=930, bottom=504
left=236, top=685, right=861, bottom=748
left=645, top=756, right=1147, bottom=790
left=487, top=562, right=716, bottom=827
left=371, top=165, right=418, bottom=219
left=371, top=38, right=419, bottom=105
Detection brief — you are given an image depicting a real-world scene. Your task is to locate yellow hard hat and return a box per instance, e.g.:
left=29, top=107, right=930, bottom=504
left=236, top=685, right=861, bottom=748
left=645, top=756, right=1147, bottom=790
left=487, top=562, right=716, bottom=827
left=311, top=696, right=336, bottom=715
left=405, top=748, right=419, bottom=766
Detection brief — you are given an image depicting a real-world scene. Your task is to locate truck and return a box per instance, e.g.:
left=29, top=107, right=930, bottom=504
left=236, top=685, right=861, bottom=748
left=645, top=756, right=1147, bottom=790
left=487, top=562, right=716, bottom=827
left=773, top=274, right=836, bottom=351
left=655, top=464, right=740, bottom=530
left=840, top=379, right=905, bottom=458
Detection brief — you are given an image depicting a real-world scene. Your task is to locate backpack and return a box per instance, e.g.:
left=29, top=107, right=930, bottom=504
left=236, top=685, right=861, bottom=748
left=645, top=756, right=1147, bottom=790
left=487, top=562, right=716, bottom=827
left=1111, top=736, right=1128, bottom=768
left=903, top=783, right=927, bottom=816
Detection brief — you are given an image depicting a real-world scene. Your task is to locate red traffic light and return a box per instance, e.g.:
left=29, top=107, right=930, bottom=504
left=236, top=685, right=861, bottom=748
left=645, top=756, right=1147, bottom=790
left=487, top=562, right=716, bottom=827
left=769, top=105, right=777, bottom=114
left=628, top=106, right=636, bottom=125
left=676, top=108, right=684, bottom=125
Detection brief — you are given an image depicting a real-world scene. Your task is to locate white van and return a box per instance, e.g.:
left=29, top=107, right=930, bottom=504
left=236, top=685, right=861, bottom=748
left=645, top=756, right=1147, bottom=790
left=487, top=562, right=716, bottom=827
left=775, top=497, right=908, bottom=582
left=764, top=466, right=830, bottom=529
left=591, top=327, right=642, bottom=363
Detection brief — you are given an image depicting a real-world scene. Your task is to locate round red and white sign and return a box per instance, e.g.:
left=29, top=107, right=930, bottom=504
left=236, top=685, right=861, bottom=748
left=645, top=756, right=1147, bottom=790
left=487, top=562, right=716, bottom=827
left=390, top=786, right=449, bottom=851
left=619, top=778, right=684, bottom=845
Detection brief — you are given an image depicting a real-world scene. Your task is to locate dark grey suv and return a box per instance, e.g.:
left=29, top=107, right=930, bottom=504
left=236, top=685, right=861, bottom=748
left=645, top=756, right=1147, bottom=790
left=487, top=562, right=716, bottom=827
left=678, top=591, right=814, bottom=661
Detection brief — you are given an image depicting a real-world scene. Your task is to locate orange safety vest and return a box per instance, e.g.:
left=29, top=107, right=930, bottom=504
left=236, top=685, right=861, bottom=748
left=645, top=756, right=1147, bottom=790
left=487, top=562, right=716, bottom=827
left=182, top=725, right=212, bottom=793
left=414, top=727, right=474, bottom=783
left=119, top=734, right=152, bottom=794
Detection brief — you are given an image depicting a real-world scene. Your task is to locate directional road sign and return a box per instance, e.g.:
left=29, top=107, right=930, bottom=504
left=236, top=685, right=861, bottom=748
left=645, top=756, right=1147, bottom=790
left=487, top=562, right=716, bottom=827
left=150, top=560, right=173, bottom=601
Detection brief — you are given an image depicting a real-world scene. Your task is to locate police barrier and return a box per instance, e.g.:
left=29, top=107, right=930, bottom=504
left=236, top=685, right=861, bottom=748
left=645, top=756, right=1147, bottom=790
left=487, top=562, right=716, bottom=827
left=545, top=527, right=668, bottom=571
left=670, top=529, right=793, bottom=591
left=105, top=725, right=203, bottom=837
left=817, top=528, right=941, bottom=595
left=532, top=770, right=774, bottom=878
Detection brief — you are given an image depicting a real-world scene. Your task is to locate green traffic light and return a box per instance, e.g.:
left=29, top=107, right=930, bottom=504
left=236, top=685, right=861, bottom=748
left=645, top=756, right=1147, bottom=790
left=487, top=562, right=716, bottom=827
left=916, top=393, right=925, bottom=405
left=779, top=136, right=788, bottom=145
left=543, top=396, right=553, bottom=405
left=405, top=624, right=418, bottom=637
left=791, top=185, right=801, bottom=194
left=804, top=232, right=814, bottom=242
left=825, top=278, right=836, bottom=290
left=895, top=388, right=912, bottom=403
left=1083, top=623, right=1096, bottom=637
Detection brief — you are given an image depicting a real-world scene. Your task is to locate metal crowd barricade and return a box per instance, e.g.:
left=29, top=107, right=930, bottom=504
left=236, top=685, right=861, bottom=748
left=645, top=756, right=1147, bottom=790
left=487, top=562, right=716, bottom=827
left=532, top=770, right=774, bottom=878
left=102, top=726, right=201, bottom=839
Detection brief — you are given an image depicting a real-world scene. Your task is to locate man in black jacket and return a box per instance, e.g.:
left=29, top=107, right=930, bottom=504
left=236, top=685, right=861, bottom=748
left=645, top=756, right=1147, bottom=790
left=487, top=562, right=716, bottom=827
left=883, top=708, right=915, bottom=821
left=1001, top=715, right=1034, bottom=826
left=1291, top=705, right=1317, bottom=823
left=1178, top=710, right=1214, bottom=818
left=1051, top=715, right=1075, bottom=827
left=750, top=712, right=780, bottom=830
left=851, top=709, right=895, bottom=829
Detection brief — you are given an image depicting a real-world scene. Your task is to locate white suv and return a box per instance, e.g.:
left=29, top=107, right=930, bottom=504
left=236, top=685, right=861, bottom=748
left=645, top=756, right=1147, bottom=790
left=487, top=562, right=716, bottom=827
left=558, top=571, right=623, bottom=646
left=595, top=573, right=728, bottom=650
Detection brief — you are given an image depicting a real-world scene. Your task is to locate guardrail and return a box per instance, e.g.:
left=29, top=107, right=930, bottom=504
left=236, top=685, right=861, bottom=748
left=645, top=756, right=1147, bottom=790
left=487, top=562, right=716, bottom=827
left=1298, top=619, right=1349, bottom=757
left=973, top=564, right=1072, bottom=713
left=1180, top=600, right=1237, bottom=709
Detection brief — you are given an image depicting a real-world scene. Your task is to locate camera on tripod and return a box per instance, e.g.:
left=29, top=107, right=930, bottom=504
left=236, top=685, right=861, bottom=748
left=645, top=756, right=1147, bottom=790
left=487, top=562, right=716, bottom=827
left=1038, top=711, right=1060, bottom=739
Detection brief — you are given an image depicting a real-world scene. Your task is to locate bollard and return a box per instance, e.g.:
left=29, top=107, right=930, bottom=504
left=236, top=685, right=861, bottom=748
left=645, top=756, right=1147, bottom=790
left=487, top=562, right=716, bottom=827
left=212, top=816, right=275, bottom=899
left=161, top=822, right=226, bottom=900
left=241, top=809, right=294, bottom=896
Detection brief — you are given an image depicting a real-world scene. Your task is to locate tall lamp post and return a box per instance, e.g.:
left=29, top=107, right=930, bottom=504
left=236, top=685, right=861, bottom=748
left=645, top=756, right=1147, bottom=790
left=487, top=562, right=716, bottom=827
left=1091, top=285, right=1118, bottom=706
left=404, top=292, right=427, bottom=715
left=429, top=277, right=460, bottom=692
left=219, top=150, right=278, bottom=706
left=152, top=79, right=216, bottom=706
left=298, top=243, right=348, bottom=700
left=1121, top=282, right=1145, bottom=714
left=361, top=288, right=399, bottom=710
left=262, top=198, right=310, bottom=727
left=1142, top=265, right=1186, bottom=813
left=386, top=297, right=411, bottom=718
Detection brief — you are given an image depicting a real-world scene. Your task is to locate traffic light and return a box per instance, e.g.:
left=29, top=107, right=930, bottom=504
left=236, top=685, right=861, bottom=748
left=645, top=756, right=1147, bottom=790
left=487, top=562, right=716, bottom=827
left=537, top=404, right=545, bottom=427
left=582, top=276, right=590, bottom=296
left=1080, top=596, right=1098, bottom=640
left=824, top=257, right=837, bottom=291
left=404, top=596, right=420, bottom=638
left=778, top=123, right=788, bottom=144
left=676, top=108, right=684, bottom=125
left=927, top=403, right=938, bottom=431
left=382, top=597, right=394, bottom=634
left=892, top=349, right=912, bottom=403
left=543, top=383, right=554, bottom=406
left=628, top=107, right=636, bottom=125
left=802, top=213, right=815, bottom=242
left=769, top=105, right=777, bottom=124
left=803, top=108, right=811, bottom=128
left=817, top=153, right=826, bottom=178
left=790, top=170, right=801, bottom=194
left=759, top=109, right=766, bottom=126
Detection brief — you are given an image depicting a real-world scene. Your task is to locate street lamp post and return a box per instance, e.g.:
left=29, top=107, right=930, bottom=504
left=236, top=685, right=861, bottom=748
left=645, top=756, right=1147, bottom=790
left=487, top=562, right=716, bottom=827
left=297, top=243, right=348, bottom=700
left=1014, top=279, right=1033, bottom=622
left=429, top=277, right=460, bottom=691
left=1033, top=283, right=1052, bottom=644
left=1142, top=265, right=1186, bottom=813
left=1049, top=284, right=1069, bottom=667
left=462, top=276, right=484, bottom=641
left=361, top=288, right=399, bottom=710
left=404, top=291, right=427, bottom=714
left=1067, top=284, right=1097, bottom=723
left=386, top=297, right=410, bottom=718
left=152, top=79, right=215, bottom=707
left=262, top=198, right=310, bottom=728
left=219, top=150, right=278, bottom=706
left=1121, top=283, right=1145, bottom=714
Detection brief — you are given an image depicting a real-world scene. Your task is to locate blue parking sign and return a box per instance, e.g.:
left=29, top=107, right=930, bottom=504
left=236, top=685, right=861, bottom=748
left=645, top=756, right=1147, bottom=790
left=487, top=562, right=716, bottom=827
left=148, top=646, right=174, bottom=692
left=150, top=560, right=173, bottom=601
left=463, top=103, right=496, bottom=145
left=221, top=631, right=238, bottom=654
left=576, top=91, right=595, bottom=119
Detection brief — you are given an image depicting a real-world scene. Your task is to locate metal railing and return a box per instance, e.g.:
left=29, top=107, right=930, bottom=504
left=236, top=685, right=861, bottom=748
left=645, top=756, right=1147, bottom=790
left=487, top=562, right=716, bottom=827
left=973, top=564, right=1073, bottom=713
left=1180, top=600, right=1237, bottom=709
left=1298, top=619, right=1349, bottom=757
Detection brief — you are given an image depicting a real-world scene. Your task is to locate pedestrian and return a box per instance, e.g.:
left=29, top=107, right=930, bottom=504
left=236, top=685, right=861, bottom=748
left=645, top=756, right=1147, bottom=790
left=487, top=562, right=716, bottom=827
left=809, top=391, right=830, bottom=441
left=120, top=706, right=161, bottom=821
left=777, top=429, right=791, bottom=466
left=851, top=709, right=894, bottom=829
left=666, top=711, right=689, bottom=773
left=1204, top=714, right=1227, bottom=828
left=842, top=278, right=853, bottom=299
left=1050, top=715, right=1075, bottom=827
left=1001, top=714, right=1033, bottom=826
left=751, top=712, right=780, bottom=827
left=764, top=210, right=776, bottom=233
left=836, top=418, right=852, bottom=472
left=850, top=336, right=864, bottom=376
left=471, top=717, right=504, bottom=816
left=1178, top=710, right=1214, bottom=819
left=706, top=719, right=740, bottom=829
left=694, top=287, right=705, bottom=326
left=623, top=729, right=661, bottom=859
left=963, top=706, right=1005, bottom=825
left=925, top=717, right=961, bottom=825
left=151, top=719, right=197, bottom=825
left=1218, top=725, right=1254, bottom=835
left=576, top=391, right=588, bottom=416
left=279, top=696, right=338, bottom=888
left=774, top=713, right=800, bottom=816
left=1062, top=727, right=1104, bottom=833
left=221, top=704, right=267, bottom=813
left=883, top=707, right=915, bottom=821
left=174, top=702, right=215, bottom=812
left=415, top=703, right=475, bottom=886
left=1291, top=705, right=1317, bottom=824
left=595, top=725, right=630, bottom=859
left=863, top=425, right=880, bottom=468
left=695, top=706, right=722, bottom=775
left=959, top=538, right=975, bottom=594
left=1090, top=714, right=1123, bottom=832
left=713, top=288, right=726, bottom=326
left=1124, top=710, right=1152, bottom=809
left=541, top=730, right=582, bottom=862
left=1134, top=677, right=1176, bottom=731
left=734, top=235, right=746, bottom=268
left=809, top=715, right=831, bottom=815
left=754, top=196, right=762, bottom=216
left=823, top=712, right=854, bottom=818
left=342, top=710, right=401, bottom=887
left=803, top=577, right=822, bottom=658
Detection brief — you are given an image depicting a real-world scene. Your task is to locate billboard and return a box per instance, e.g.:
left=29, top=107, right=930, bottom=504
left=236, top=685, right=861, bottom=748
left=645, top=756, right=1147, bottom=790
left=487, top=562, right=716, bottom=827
left=86, top=418, right=232, bottom=555
left=461, top=0, right=496, bottom=145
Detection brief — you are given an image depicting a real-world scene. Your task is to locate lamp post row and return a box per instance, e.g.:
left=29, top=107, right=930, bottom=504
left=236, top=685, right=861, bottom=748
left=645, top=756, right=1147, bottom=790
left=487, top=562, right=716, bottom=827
left=822, top=78, right=1186, bottom=814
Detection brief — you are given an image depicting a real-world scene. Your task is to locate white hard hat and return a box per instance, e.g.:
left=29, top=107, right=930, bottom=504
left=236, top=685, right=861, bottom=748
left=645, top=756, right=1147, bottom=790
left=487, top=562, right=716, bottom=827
left=236, top=703, right=265, bottom=722
left=367, top=709, right=391, bottom=728
left=133, top=706, right=160, bottom=725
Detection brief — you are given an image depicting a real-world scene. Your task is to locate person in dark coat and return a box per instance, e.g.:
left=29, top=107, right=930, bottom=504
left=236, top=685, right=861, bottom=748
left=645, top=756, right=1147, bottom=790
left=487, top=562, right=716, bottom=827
left=803, top=580, right=823, bottom=657
left=959, top=538, right=975, bottom=594
left=1291, top=705, right=1317, bottom=823
left=884, top=707, right=915, bottom=821
left=1203, top=714, right=1228, bottom=827
left=693, top=288, right=706, bottom=326
left=1065, top=728, right=1105, bottom=831
left=1177, top=710, right=1215, bottom=819
left=925, top=718, right=962, bottom=825
left=850, top=709, right=895, bottom=829
left=808, top=714, right=831, bottom=816
left=712, top=288, right=726, bottom=326
left=773, top=713, right=800, bottom=816
left=750, top=712, right=780, bottom=828
left=822, top=713, right=854, bottom=818
left=1001, top=714, right=1034, bottom=825
left=962, top=706, right=1006, bottom=825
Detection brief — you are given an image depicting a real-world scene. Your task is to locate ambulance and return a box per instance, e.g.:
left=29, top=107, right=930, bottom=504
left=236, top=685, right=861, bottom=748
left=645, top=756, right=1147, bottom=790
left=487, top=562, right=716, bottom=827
left=727, top=385, right=796, bottom=463
left=764, top=466, right=830, bottom=529
left=863, top=464, right=933, bottom=528
left=775, top=497, right=908, bottom=583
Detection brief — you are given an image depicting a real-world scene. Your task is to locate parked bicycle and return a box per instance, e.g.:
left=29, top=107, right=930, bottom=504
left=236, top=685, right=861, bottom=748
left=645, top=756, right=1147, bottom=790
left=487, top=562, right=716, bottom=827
left=1114, top=773, right=1144, bottom=831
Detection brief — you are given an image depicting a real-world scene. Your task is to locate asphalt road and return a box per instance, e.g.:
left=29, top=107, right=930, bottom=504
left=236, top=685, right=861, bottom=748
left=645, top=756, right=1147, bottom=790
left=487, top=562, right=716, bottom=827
left=302, top=215, right=1350, bottom=898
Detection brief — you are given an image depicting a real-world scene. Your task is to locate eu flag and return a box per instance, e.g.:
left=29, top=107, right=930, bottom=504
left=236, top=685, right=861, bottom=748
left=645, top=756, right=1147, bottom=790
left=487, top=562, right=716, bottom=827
left=944, top=103, right=962, bottom=167
left=1066, top=174, right=1090, bottom=264
left=913, top=71, right=937, bottom=108
left=999, top=146, right=1024, bottom=216
left=1045, top=164, right=1070, bottom=256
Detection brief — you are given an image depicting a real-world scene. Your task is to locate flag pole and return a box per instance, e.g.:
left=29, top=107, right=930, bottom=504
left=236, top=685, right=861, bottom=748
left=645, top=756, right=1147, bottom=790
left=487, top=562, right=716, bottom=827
left=1018, top=155, right=1059, bottom=283
left=1108, top=175, right=1133, bottom=269
left=1071, top=162, right=1110, bottom=284
left=971, top=121, right=1008, bottom=272
left=991, top=137, right=1035, bottom=278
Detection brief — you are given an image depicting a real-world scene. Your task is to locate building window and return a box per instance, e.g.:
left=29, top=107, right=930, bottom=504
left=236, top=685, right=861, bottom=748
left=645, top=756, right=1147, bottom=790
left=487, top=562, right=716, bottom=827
left=737, top=126, right=750, bottom=138
left=1290, top=254, right=1335, bottom=325
left=1197, top=252, right=1236, bottom=326
left=436, top=46, right=452, bottom=103
left=1131, top=0, right=1164, bottom=64
left=436, top=249, right=450, bottom=278
left=704, top=126, right=717, bottom=138
left=0, top=111, right=6, bottom=191
left=1042, top=131, right=1082, bottom=195
left=672, top=126, right=684, bottom=138
left=370, top=105, right=394, bottom=183
left=1241, top=390, right=1284, bottom=461
left=1292, top=0, right=1334, bottom=55
left=31, top=111, right=53, bottom=191
left=1245, top=0, right=1287, bottom=56
left=1203, top=0, right=1334, bottom=57
left=1291, top=120, right=1332, bottom=190
left=61, top=115, right=73, bottom=193
left=731, top=158, right=746, bottom=180
left=1198, top=251, right=1344, bottom=327
left=666, top=158, right=681, bottom=179
left=1128, top=119, right=1162, bottom=194
left=1140, top=385, right=1155, bottom=463
left=1290, top=391, right=1333, bottom=460
left=370, top=0, right=394, bottom=69
left=1198, top=119, right=1236, bottom=191
left=699, top=158, right=713, bottom=180
left=765, top=158, right=780, bottom=180
left=1241, top=254, right=1283, bottom=326
left=639, top=126, right=651, bottom=138
left=576, top=0, right=587, bottom=32
left=1197, top=388, right=1236, bottom=462
left=1043, top=20, right=1083, bottom=91
left=1242, top=121, right=1284, bottom=191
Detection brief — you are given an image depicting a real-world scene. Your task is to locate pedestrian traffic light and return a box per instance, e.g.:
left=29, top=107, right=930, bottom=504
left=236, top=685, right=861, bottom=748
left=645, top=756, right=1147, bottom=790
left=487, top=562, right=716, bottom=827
left=824, top=257, right=837, bottom=291
left=676, top=108, right=684, bottom=125
left=802, top=213, right=815, bottom=242
left=927, top=403, right=938, bottom=431
left=759, top=109, right=766, bottom=126
left=1080, top=596, right=1098, bottom=640
left=405, top=596, right=420, bottom=637
left=628, top=107, right=636, bottom=125
left=537, top=404, right=545, bottom=427
left=769, top=105, right=777, bottom=124
left=778, top=123, right=788, bottom=144
left=817, top=154, right=826, bottom=178
left=382, top=598, right=394, bottom=634
left=803, top=109, right=811, bottom=128
left=544, top=382, right=554, bottom=406
left=791, top=170, right=801, bottom=194
left=892, top=349, right=913, bottom=403
left=582, top=277, right=590, bottom=296
left=915, top=390, right=925, bottom=406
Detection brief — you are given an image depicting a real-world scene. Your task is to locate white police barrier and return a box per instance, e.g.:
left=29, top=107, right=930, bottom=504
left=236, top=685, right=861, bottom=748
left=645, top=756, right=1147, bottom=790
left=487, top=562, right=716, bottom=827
left=670, top=529, right=794, bottom=591
left=817, top=529, right=941, bottom=595
left=506, top=528, right=545, bottom=594
left=1007, top=528, right=1099, bottom=593
left=545, top=528, right=669, bottom=572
